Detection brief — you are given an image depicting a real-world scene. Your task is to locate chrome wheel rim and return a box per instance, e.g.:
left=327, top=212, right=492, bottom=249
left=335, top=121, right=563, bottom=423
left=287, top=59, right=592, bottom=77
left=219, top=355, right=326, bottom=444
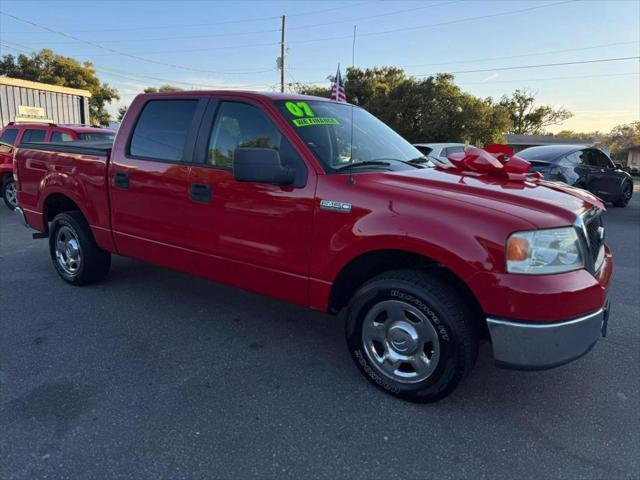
left=362, top=300, right=441, bottom=384
left=4, top=181, right=17, bottom=208
left=55, top=226, right=82, bottom=275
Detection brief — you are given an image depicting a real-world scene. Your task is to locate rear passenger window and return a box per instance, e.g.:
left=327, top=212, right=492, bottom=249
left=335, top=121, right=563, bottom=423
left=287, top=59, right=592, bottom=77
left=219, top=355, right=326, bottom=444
left=0, top=128, right=19, bottom=146
left=22, top=129, right=47, bottom=143
left=51, top=132, right=73, bottom=142
left=129, top=100, right=198, bottom=161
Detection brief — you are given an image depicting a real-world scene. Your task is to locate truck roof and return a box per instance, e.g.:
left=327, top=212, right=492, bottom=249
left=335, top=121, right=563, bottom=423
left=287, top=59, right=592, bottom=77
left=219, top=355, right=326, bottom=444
left=138, top=90, right=340, bottom=103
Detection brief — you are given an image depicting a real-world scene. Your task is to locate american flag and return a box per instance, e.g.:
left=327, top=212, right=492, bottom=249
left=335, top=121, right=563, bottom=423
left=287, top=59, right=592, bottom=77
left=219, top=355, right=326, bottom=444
left=331, top=65, right=347, bottom=102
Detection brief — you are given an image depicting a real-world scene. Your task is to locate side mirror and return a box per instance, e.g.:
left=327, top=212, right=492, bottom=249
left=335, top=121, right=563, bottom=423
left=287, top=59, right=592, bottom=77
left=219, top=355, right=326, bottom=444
left=614, top=162, right=624, bottom=170
left=233, top=148, right=294, bottom=185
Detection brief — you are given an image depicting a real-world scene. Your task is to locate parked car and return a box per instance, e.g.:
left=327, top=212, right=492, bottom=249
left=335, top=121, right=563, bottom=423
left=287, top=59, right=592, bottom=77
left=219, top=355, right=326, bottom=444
left=413, top=142, right=475, bottom=167
left=0, top=122, right=115, bottom=210
left=518, top=145, right=634, bottom=207
left=13, top=92, right=612, bottom=402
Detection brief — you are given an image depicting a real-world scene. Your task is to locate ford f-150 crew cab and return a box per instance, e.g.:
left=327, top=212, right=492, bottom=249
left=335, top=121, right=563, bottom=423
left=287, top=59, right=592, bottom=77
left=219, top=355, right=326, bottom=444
left=13, top=91, right=612, bottom=402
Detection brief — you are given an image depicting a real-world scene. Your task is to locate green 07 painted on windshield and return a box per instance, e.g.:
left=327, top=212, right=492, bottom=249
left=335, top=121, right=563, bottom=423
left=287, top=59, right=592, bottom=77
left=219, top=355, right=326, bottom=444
left=285, top=101, right=315, bottom=117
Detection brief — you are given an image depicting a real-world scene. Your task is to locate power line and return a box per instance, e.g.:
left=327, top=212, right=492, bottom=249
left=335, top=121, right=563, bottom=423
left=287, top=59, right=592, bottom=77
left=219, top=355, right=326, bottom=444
left=1, top=1, right=374, bottom=34
left=1, top=1, right=576, bottom=58
left=3, top=41, right=635, bottom=96
left=457, top=71, right=640, bottom=85
left=0, top=11, right=278, bottom=75
left=293, top=56, right=640, bottom=84
left=0, top=42, right=276, bottom=89
left=414, top=56, right=640, bottom=76
left=285, top=0, right=579, bottom=46
left=23, top=1, right=461, bottom=45
left=286, top=71, right=639, bottom=89
left=290, top=41, right=639, bottom=71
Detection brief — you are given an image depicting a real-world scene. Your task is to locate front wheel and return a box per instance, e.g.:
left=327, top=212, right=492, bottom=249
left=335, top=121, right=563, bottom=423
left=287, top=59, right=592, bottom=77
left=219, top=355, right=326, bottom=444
left=2, top=177, right=17, bottom=210
left=612, top=181, right=633, bottom=207
left=345, top=270, right=478, bottom=403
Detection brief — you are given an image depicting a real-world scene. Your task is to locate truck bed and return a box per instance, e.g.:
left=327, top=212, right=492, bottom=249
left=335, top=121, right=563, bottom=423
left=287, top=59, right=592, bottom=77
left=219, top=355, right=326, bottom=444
left=14, top=140, right=113, bottom=247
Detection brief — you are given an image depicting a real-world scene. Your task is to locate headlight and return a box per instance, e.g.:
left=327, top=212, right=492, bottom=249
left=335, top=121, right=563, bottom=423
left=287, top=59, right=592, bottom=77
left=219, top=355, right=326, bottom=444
left=506, top=227, right=584, bottom=274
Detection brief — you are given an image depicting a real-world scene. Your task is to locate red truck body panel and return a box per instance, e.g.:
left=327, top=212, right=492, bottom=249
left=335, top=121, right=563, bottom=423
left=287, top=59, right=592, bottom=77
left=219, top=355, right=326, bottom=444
left=14, top=91, right=612, bottom=323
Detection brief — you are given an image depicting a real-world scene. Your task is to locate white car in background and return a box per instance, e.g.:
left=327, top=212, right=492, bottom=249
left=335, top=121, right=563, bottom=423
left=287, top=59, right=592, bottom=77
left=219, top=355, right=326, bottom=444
left=413, top=143, right=474, bottom=168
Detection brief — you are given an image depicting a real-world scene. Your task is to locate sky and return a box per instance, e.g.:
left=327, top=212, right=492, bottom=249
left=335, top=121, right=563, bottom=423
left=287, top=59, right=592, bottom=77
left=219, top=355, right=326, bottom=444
left=0, top=0, right=638, bottom=133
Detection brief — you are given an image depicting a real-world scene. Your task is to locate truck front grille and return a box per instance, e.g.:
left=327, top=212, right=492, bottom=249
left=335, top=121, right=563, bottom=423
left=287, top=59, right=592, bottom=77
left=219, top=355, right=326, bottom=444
left=584, top=211, right=605, bottom=271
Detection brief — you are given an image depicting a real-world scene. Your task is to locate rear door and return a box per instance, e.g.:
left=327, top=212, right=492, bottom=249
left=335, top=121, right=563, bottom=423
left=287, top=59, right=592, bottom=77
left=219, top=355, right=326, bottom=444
left=185, top=98, right=316, bottom=305
left=108, top=96, right=208, bottom=272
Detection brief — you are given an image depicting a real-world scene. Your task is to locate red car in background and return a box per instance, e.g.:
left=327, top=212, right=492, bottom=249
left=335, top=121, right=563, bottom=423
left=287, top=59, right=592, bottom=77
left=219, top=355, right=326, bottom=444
left=0, top=122, right=115, bottom=209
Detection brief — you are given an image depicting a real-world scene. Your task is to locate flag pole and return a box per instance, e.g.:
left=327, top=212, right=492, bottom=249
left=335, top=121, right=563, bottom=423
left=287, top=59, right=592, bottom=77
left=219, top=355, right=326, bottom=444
left=280, top=15, right=286, bottom=93
left=351, top=25, right=357, bottom=68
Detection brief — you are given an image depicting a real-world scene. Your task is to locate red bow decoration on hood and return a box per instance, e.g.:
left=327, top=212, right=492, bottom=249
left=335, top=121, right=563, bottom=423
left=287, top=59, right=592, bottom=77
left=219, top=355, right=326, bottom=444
left=446, top=147, right=542, bottom=181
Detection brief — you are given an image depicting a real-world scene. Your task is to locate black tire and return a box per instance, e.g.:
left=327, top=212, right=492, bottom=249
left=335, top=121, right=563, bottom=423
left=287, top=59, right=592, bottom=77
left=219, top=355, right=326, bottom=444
left=612, top=181, right=633, bottom=207
left=49, top=211, right=111, bottom=285
left=345, top=269, right=478, bottom=403
left=2, top=176, right=17, bottom=210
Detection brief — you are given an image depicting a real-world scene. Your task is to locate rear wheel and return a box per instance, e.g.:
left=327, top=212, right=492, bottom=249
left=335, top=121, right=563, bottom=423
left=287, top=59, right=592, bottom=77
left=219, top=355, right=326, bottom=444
left=345, top=270, right=478, bottom=403
left=612, top=181, right=633, bottom=207
left=2, top=177, right=17, bottom=210
left=49, top=211, right=111, bottom=285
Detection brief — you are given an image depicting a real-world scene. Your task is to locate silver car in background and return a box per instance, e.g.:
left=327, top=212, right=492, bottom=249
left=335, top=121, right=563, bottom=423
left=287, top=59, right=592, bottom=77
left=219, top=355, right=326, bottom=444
left=413, top=143, right=475, bottom=168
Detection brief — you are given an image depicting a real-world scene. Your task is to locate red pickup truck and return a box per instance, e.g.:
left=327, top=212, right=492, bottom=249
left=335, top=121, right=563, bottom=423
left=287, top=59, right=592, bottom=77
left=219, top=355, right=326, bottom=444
left=13, top=91, right=612, bottom=402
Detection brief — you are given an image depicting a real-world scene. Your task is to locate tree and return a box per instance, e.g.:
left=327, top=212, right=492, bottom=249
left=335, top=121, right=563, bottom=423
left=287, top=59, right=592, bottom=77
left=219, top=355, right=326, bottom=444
left=0, top=49, right=119, bottom=126
left=607, top=121, right=640, bottom=159
left=143, top=85, right=184, bottom=93
left=499, top=89, right=573, bottom=134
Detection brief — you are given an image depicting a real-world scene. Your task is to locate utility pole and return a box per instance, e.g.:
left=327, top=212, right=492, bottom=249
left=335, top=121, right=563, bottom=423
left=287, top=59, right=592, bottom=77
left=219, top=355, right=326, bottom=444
left=280, top=15, right=286, bottom=93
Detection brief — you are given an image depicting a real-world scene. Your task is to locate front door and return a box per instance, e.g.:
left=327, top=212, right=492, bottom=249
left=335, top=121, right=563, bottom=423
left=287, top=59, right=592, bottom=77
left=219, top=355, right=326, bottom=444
left=585, top=149, right=622, bottom=201
left=186, top=99, right=316, bottom=305
left=109, top=97, right=207, bottom=272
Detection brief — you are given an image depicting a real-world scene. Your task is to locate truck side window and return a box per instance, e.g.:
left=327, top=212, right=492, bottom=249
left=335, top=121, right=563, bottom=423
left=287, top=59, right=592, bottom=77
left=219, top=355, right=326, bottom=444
left=0, top=128, right=19, bottom=146
left=22, top=129, right=47, bottom=143
left=207, top=102, right=303, bottom=172
left=51, top=132, right=73, bottom=142
left=129, top=100, right=198, bottom=162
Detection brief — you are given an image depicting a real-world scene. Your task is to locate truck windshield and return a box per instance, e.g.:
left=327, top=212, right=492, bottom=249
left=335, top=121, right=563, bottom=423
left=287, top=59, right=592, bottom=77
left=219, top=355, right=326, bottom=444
left=276, top=100, right=424, bottom=173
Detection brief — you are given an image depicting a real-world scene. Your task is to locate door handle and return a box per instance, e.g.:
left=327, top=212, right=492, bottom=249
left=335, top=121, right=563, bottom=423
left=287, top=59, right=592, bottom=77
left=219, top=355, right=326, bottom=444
left=114, top=172, right=129, bottom=189
left=190, top=183, right=212, bottom=203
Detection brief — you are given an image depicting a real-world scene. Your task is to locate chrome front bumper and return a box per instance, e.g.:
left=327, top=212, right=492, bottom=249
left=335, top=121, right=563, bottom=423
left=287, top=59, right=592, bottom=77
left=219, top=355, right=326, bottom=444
left=487, top=301, right=610, bottom=370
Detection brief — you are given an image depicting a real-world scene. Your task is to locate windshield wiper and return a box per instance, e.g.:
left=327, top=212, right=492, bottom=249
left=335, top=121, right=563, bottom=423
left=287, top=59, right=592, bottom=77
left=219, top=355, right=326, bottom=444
left=368, top=157, right=427, bottom=169
left=335, top=160, right=392, bottom=172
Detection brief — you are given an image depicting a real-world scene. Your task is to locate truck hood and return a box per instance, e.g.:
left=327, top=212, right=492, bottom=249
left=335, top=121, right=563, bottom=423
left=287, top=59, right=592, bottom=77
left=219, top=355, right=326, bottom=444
left=377, top=168, right=604, bottom=228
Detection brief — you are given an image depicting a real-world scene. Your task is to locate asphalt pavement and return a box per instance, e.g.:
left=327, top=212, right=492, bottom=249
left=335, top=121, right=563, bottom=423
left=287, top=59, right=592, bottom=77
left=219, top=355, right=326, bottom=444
left=1, top=197, right=638, bottom=480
